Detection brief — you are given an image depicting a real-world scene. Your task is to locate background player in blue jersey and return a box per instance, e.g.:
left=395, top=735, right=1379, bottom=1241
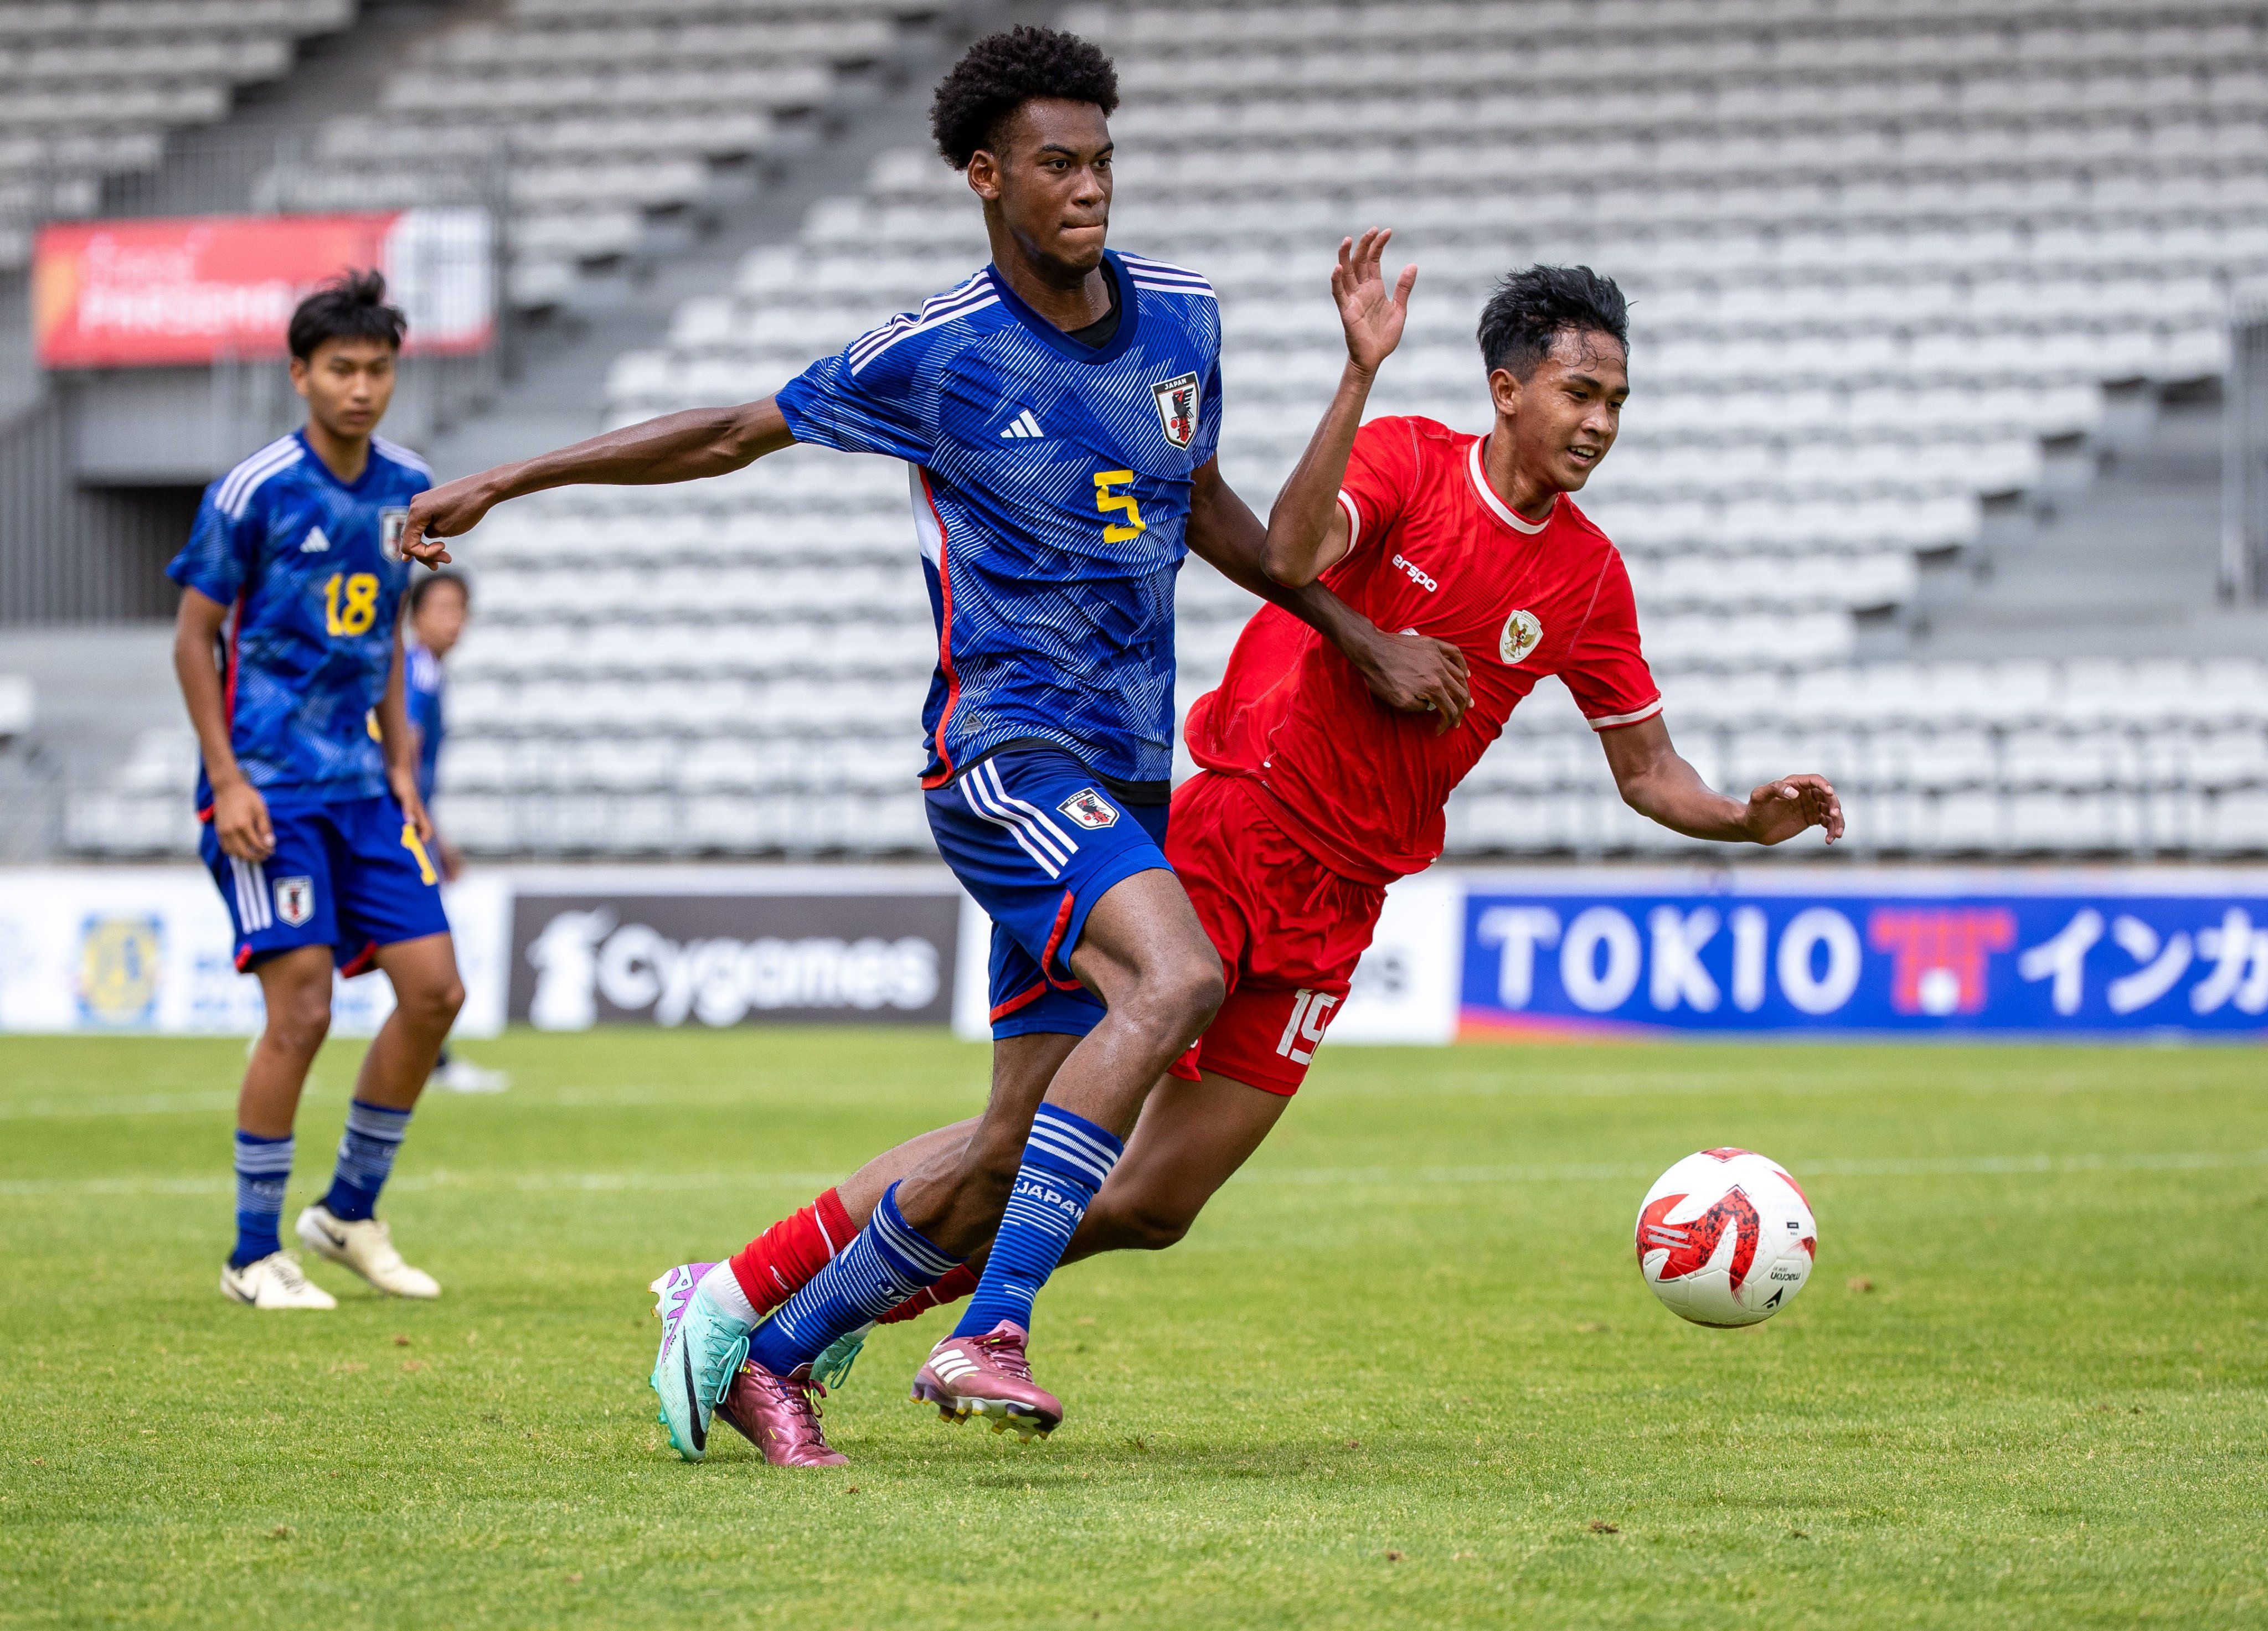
left=400, top=27, right=1467, bottom=1456
left=404, top=570, right=511, bottom=1095
left=170, top=271, right=466, bottom=1310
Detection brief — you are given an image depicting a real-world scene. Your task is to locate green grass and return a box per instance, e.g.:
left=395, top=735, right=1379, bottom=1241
left=3, top=1030, right=2265, bottom=1630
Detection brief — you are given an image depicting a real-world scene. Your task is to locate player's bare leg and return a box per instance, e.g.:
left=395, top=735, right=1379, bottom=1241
left=913, top=870, right=1223, bottom=1435
left=711, top=1070, right=1287, bottom=1433
left=1063, top=1069, right=1289, bottom=1258
left=237, top=945, right=337, bottom=1138
left=688, top=1038, right=1078, bottom=1464
left=884, top=1032, right=1080, bottom=1253
left=352, top=932, right=465, bottom=1115
left=295, top=932, right=461, bottom=1299
left=219, top=945, right=341, bottom=1308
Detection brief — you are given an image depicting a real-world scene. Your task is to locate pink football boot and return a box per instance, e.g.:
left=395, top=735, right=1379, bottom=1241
left=909, top=1320, right=1063, bottom=1440
left=715, top=1354, right=850, bottom=1468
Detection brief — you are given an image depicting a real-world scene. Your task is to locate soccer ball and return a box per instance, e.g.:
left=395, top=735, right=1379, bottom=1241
left=1635, top=1148, right=1817, bottom=1328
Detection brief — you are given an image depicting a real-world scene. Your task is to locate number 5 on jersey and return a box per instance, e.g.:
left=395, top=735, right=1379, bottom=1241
left=1093, top=469, right=1145, bottom=544
left=324, top=571, right=380, bottom=637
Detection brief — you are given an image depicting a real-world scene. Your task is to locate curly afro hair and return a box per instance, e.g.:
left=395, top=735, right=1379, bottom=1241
left=1476, top=265, right=1628, bottom=380
left=930, top=25, right=1118, bottom=170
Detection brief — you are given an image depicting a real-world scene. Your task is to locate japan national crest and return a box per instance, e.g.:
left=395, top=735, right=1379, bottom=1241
left=380, top=508, right=410, bottom=560
left=1152, top=371, right=1201, bottom=450
left=274, top=876, right=316, bottom=928
left=1499, top=608, right=1544, bottom=665
left=1058, top=788, right=1121, bottom=830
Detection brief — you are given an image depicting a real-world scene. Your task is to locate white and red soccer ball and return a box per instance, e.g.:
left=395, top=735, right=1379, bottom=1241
left=1635, top=1148, right=1817, bottom=1328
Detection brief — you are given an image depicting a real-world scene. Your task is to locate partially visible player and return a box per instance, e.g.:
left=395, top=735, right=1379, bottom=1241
left=403, top=571, right=509, bottom=1095
left=397, top=29, right=1465, bottom=1457
left=170, top=270, right=465, bottom=1310
left=686, top=245, right=1844, bottom=1464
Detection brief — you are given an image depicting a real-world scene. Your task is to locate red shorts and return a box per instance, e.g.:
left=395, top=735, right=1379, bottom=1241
left=1166, top=772, right=1387, bottom=1096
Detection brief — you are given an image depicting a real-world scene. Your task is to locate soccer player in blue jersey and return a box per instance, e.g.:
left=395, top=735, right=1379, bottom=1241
left=171, top=271, right=466, bottom=1309
left=401, top=27, right=1466, bottom=1459
left=404, top=570, right=511, bottom=1095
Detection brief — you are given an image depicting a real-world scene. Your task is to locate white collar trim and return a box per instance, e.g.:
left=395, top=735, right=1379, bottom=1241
left=1468, top=437, right=1553, bottom=534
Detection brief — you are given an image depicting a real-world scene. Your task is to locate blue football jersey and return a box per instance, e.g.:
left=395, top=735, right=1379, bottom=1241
left=166, top=430, right=431, bottom=811
left=404, top=639, right=445, bottom=805
left=775, top=249, right=1223, bottom=791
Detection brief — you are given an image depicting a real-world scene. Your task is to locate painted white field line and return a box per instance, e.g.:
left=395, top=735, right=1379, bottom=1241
left=4, top=1148, right=2265, bottom=1202
left=0, top=1082, right=958, bottom=1121
left=0, top=1091, right=241, bottom=1121
left=1244, top=1148, right=2268, bottom=1187
left=0, top=1168, right=848, bottom=1200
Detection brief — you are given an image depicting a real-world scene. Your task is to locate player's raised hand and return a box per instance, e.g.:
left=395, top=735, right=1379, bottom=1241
left=398, top=473, right=501, bottom=569
left=1746, top=774, right=1845, bottom=845
left=1355, top=628, right=1470, bottom=735
left=1331, top=228, right=1417, bottom=377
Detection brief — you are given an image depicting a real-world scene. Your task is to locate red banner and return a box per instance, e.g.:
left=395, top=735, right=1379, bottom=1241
left=33, top=209, right=494, bottom=369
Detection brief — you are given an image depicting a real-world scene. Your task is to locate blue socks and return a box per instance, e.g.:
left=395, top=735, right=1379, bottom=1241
left=953, top=1104, right=1123, bottom=1339
left=231, top=1131, right=293, bottom=1268
left=321, top=1098, right=413, bottom=1222
left=749, top=1183, right=957, bottom=1377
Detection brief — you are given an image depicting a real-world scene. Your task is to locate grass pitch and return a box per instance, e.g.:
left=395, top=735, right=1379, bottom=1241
left=3, top=1029, right=2265, bottom=1630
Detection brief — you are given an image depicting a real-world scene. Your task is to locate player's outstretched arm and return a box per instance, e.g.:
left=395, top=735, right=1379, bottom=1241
left=1262, top=228, right=1415, bottom=588
left=1600, top=715, right=1845, bottom=845
left=1188, top=457, right=1469, bottom=732
left=399, top=398, right=795, bottom=566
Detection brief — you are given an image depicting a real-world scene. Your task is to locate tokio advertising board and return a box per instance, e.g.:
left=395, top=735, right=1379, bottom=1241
left=32, top=208, right=494, bottom=369
left=1459, top=870, right=2268, bottom=1038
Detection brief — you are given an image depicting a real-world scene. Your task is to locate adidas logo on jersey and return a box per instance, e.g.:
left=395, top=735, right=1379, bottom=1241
left=300, top=526, right=332, bottom=553
left=998, top=409, right=1045, bottom=440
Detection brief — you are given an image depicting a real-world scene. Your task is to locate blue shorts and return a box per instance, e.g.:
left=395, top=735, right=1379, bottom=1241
left=199, top=794, right=450, bottom=975
left=926, top=748, right=1172, bottom=1042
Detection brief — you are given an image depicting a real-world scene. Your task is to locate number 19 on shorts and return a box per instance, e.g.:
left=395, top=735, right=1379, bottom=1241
left=1276, top=988, right=1339, bottom=1066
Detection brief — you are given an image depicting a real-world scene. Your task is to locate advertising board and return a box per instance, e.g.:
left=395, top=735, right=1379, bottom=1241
left=33, top=208, right=494, bottom=368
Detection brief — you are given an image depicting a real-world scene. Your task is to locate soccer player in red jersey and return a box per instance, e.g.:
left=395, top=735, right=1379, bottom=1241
left=694, top=236, right=1843, bottom=1464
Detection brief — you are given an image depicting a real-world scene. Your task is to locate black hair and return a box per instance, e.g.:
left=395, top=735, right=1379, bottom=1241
left=930, top=25, right=1118, bottom=170
left=288, top=268, right=406, bottom=360
left=409, top=569, right=468, bottom=614
left=1476, top=265, right=1629, bottom=380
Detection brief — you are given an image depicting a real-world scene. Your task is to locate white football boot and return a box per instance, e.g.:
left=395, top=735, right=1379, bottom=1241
left=432, top=1055, right=511, bottom=1094
left=296, top=1204, right=441, bottom=1298
left=220, top=1251, right=338, bottom=1310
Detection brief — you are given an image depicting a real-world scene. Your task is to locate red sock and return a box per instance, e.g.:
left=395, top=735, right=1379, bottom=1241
left=879, top=1262, right=980, bottom=1324
left=727, top=1188, right=857, bottom=1317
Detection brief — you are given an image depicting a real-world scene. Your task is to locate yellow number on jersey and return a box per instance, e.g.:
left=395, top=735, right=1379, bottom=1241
left=1092, top=469, right=1146, bottom=544
left=324, top=571, right=380, bottom=637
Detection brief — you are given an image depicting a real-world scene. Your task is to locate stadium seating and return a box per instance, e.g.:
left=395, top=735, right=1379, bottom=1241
left=286, top=0, right=955, bottom=309
left=0, top=0, right=354, bottom=269
left=61, top=0, right=2268, bottom=859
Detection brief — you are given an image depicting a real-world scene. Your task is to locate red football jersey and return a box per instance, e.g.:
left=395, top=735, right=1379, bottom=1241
left=1184, top=415, right=1660, bottom=884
